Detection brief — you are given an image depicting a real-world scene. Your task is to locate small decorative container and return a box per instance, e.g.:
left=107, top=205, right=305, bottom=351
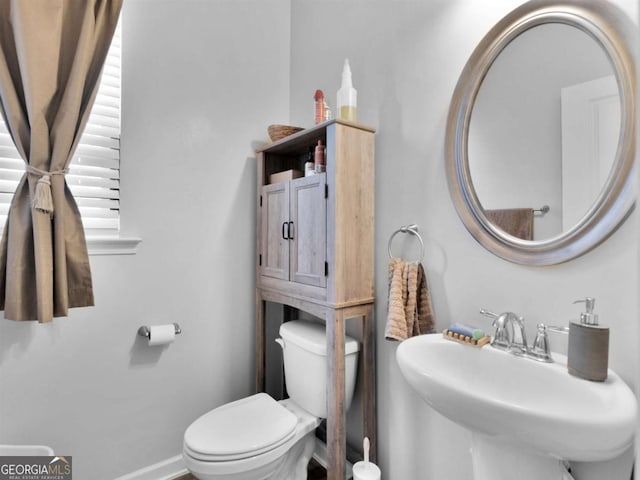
left=267, top=124, right=304, bottom=142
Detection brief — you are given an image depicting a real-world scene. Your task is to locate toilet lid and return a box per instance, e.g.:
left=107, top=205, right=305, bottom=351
left=184, top=393, right=298, bottom=461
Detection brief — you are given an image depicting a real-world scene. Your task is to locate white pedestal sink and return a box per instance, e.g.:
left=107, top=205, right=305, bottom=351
left=396, top=334, right=637, bottom=480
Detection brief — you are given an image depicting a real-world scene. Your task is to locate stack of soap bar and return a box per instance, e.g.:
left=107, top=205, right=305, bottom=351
left=443, top=323, right=490, bottom=347
left=448, top=322, right=484, bottom=340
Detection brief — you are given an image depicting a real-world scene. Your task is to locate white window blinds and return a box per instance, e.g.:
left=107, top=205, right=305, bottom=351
left=0, top=21, right=121, bottom=232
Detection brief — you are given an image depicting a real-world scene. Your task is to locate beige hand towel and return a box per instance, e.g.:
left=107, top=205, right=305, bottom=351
left=385, top=258, right=407, bottom=341
left=414, top=263, right=435, bottom=335
left=404, top=262, right=419, bottom=336
left=385, top=259, right=435, bottom=341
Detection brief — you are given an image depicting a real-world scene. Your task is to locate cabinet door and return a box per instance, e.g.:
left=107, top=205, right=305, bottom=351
left=261, top=182, right=289, bottom=280
left=289, top=174, right=327, bottom=287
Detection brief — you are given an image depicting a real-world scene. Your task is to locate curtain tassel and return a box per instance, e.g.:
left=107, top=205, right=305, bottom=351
left=26, top=166, right=67, bottom=217
left=32, top=175, right=54, bottom=216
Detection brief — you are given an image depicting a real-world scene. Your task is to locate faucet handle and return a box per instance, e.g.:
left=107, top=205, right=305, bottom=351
left=528, top=323, right=553, bottom=363
left=479, top=309, right=511, bottom=350
left=479, top=309, right=498, bottom=319
left=480, top=309, right=505, bottom=330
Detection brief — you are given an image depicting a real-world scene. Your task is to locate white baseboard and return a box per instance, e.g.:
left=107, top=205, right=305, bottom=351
left=113, top=454, right=188, bottom=480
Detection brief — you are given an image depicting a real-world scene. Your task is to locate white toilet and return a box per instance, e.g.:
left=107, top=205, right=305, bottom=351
left=183, top=320, right=360, bottom=480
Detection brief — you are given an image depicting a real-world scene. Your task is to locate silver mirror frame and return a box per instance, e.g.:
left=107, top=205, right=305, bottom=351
left=445, top=0, right=636, bottom=265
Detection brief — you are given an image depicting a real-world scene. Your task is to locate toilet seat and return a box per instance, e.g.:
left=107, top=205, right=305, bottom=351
left=184, top=393, right=298, bottom=462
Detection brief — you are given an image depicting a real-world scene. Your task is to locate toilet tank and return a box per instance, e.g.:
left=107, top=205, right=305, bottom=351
left=278, top=320, right=359, bottom=419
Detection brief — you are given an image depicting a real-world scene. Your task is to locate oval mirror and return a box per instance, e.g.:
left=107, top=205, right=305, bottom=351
left=445, top=0, right=636, bottom=265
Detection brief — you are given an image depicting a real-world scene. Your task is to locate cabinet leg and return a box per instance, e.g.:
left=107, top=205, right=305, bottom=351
left=362, top=306, right=377, bottom=463
left=327, top=310, right=346, bottom=480
left=255, top=293, right=266, bottom=393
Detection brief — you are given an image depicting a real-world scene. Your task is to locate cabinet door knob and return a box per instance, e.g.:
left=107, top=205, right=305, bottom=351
left=288, top=221, right=294, bottom=240
left=282, top=221, right=289, bottom=240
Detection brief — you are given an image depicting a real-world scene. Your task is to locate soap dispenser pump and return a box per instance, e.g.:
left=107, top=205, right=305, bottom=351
left=567, top=297, right=609, bottom=382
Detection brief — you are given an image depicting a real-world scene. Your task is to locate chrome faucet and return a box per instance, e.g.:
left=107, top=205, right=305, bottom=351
left=509, top=314, right=528, bottom=355
left=480, top=309, right=517, bottom=351
left=480, top=309, right=553, bottom=362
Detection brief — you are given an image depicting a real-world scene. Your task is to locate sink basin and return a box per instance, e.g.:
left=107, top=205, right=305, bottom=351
left=396, top=333, right=637, bottom=463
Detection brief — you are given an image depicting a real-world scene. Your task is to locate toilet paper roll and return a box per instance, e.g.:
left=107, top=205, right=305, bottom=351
left=148, top=324, right=176, bottom=346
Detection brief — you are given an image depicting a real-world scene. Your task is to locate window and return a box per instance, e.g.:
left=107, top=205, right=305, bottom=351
left=0, top=21, right=121, bottom=233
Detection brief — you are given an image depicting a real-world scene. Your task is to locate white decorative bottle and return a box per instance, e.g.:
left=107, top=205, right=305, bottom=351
left=337, top=59, right=357, bottom=122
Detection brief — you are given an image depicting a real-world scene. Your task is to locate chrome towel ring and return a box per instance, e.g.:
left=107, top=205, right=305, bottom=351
left=388, top=224, right=425, bottom=262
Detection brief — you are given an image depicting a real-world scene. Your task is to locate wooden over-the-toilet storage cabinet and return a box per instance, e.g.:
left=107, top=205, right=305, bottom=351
left=255, top=119, right=376, bottom=480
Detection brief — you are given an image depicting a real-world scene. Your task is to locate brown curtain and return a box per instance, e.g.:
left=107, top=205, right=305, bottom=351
left=0, top=0, right=122, bottom=322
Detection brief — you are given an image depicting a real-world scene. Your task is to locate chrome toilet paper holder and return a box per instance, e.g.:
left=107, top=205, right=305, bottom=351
left=137, top=323, right=182, bottom=339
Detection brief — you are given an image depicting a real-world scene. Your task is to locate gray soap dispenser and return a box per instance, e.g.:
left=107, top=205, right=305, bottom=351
left=567, top=297, right=609, bottom=382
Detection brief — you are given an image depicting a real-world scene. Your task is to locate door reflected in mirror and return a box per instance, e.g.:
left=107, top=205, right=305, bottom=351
left=468, top=23, right=620, bottom=241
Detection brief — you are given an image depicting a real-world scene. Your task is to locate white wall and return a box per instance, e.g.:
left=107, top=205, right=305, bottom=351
left=289, top=1, right=638, bottom=478
left=0, top=1, right=291, bottom=479
left=0, top=2, right=637, bottom=479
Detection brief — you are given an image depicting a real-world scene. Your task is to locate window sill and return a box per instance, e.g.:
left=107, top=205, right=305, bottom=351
left=87, top=235, right=142, bottom=256
left=0, top=235, right=142, bottom=256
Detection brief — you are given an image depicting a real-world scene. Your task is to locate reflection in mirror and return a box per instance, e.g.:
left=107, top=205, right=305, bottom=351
left=468, top=23, right=620, bottom=241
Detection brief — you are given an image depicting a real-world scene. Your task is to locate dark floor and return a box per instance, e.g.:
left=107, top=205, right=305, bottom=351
left=307, top=458, right=328, bottom=479
left=175, top=458, right=327, bottom=479
left=307, top=459, right=328, bottom=479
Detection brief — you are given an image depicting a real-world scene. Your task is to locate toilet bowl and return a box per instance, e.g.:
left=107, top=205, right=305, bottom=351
left=183, top=320, right=359, bottom=480
left=183, top=394, right=319, bottom=480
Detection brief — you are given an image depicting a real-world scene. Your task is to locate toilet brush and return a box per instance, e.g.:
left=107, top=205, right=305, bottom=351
left=352, top=437, right=381, bottom=480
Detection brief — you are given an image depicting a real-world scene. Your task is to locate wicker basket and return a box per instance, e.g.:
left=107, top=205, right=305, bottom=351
left=268, top=124, right=304, bottom=142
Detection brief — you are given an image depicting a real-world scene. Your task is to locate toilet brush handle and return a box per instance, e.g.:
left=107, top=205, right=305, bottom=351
left=363, top=437, right=370, bottom=465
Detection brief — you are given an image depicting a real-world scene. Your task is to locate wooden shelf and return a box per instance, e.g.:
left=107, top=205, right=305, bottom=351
left=255, top=121, right=376, bottom=480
